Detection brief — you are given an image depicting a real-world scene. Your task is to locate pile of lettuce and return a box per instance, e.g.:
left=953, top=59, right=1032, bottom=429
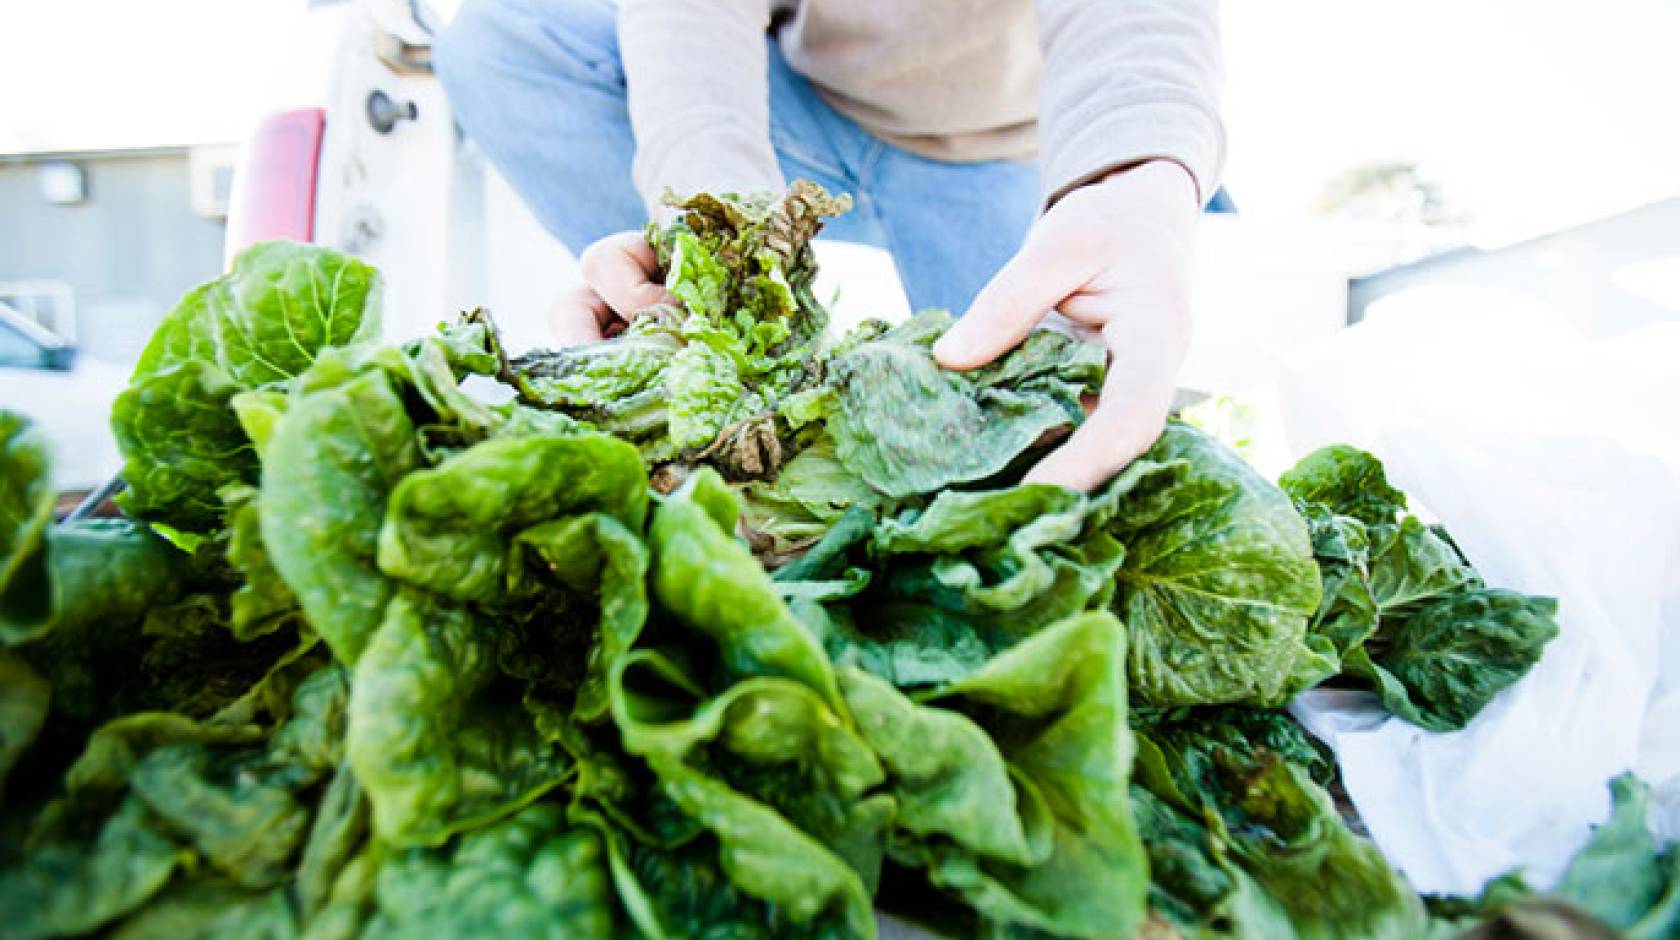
left=0, top=183, right=1668, bottom=940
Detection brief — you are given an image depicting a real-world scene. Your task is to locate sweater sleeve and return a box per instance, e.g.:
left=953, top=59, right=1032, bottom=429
left=1035, top=0, right=1226, bottom=207
left=618, top=0, right=785, bottom=219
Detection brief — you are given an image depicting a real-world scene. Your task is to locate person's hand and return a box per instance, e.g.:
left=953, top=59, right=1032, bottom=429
left=932, top=159, right=1198, bottom=492
left=548, top=231, right=678, bottom=345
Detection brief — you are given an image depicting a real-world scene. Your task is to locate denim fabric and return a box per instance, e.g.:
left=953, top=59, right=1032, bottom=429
left=435, top=0, right=1041, bottom=313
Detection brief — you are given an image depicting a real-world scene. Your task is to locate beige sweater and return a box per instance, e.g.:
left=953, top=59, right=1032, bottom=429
left=617, top=0, right=1224, bottom=216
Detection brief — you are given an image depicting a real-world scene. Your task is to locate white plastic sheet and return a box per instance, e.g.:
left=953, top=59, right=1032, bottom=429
left=1276, top=288, right=1680, bottom=895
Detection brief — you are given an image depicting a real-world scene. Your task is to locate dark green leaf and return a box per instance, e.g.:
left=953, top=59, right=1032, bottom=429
left=1279, top=444, right=1408, bottom=526
left=346, top=590, right=568, bottom=847
left=826, top=314, right=1101, bottom=499
left=1097, top=423, right=1322, bottom=706
left=1349, top=589, right=1559, bottom=731
left=362, top=803, right=615, bottom=940
left=0, top=798, right=183, bottom=940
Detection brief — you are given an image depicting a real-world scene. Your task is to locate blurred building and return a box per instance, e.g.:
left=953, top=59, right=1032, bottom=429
left=0, top=145, right=235, bottom=362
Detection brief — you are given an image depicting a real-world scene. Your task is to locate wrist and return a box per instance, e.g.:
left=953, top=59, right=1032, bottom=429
left=1091, top=159, right=1199, bottom=204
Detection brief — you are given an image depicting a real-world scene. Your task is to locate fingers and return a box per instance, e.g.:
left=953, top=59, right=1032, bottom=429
left=1022, top=318, right=1184, bottom=491
left=547, top=283, right=617, bottom=347
left=933, top=224, right=1100, bottom=371
left=1021, top=378, right=1172, bottom=492
left=579, top=231, right=678, bottom=321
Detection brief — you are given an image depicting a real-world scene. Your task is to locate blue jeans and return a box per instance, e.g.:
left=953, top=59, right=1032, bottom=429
left=434, top=0, right=1040, bottom=313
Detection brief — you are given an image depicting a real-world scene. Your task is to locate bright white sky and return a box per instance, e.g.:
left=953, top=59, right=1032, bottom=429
left=2, top=0, right=1677, bottom=245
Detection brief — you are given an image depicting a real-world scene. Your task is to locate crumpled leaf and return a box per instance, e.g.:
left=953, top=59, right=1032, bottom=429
left=509, top=183, right=848, bottom=472
left=612, top=653, right=892, bottom=886
left=865, top=611, right=1149, bottom=938
left=376, top=432, right=647, bottom=604
left=346, top=590, right=569, bottom=847
left=649, top=469, right=841, bottom=708
left=825, top=312, right=1102, bottom=498
left=1138, top=710, right=1429, bottom=940
left=871, top=482, right=1124, bottom=637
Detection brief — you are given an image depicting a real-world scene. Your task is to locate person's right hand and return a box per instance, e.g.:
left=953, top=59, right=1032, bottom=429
left=549, top=231, right=678, bottom=345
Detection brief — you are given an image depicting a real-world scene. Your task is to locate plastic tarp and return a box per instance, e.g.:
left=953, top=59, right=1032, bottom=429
left=1277, top=287, right=1680, bottom=895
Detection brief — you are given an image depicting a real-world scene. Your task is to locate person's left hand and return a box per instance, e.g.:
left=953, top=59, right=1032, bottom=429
left=932, top=159, right=1199, bottom=492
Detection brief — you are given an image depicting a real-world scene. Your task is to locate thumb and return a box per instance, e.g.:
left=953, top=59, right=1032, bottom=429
left=933, top=226, right=1097, bottom=371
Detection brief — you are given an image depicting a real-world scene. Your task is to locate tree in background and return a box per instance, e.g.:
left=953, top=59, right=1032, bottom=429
left=1315, top=161, right=1465, bottom=228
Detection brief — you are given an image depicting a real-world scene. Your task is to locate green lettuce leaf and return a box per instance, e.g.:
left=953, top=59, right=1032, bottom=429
left=740, top=435, right=887, bottom=556
left=652, top=763, right=878, bottom=939
left=0, top=798, right=184, bottom=940
left=375, top=432, right=647, bottom=605
left=825, top=313, right=1103, bottom=498
left=1279, top=444, right=1409, bottom=527
left=507, top=511, right=651, bottom=723
left=223, top=487, right=298, bottom=641
left=261, top=368, right=421, bottom=664
left=292, top=762, right=368, bottom=924
left=867, top=611, right=1149, bottom=938
left=612, top=652, right=892, bottom=887
left=509, top=183, right=848, bottom=471
left=0, top=650, right=49, bottom=796
left=649, top=469, right=841, bottom=708
left=1140, top=712, right=1428, bottom=940
left=596, top=815, right=862, bottom=940
left=126, top=742, right=311, bottom=888
left=362, top=803, right=614, bottom=940
left=1347, top=588, right=1559, bottom=731
left=1550, top=774, right=1674, bottom=933
left=1098, top=423, right=1322, bottom=706
left=1281, top=502, right=1378, bottom=694
left=107, top=880, right=298, bottom=940
left=0, top=413, right=53, bottom=611
left=346, top=590, right=568, bottom=847
left=1278, top=445, right=1559, bottom=727
left=1428, top=775, right=1680, bottom=940
left=113, top=243, right=380, bottom=532
left=112, top=361, right=259, bottom=530
left=2, top=519, right=188, bottom=648
left=871, top=483, right=1124, bottom=639
left=1366, top=516, right=1481, bottom=617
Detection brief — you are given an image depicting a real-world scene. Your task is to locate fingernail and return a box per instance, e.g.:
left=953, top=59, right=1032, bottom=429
left=932, top=335, right=964, bottom=362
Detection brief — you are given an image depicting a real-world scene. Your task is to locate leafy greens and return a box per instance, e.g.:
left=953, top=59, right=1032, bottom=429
left=0, top=182, right=1620, bottom=940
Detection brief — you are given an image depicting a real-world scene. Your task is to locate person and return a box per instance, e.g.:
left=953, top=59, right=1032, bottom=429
left=435, top=0, right=1224, bottom=492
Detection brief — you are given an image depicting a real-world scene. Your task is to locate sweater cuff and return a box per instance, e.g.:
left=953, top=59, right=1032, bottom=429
left=1040, top=98, right=1225, bottom=210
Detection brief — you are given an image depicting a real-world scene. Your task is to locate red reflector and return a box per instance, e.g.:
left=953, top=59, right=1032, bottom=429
left=223, top=108, right=326, bottom=268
